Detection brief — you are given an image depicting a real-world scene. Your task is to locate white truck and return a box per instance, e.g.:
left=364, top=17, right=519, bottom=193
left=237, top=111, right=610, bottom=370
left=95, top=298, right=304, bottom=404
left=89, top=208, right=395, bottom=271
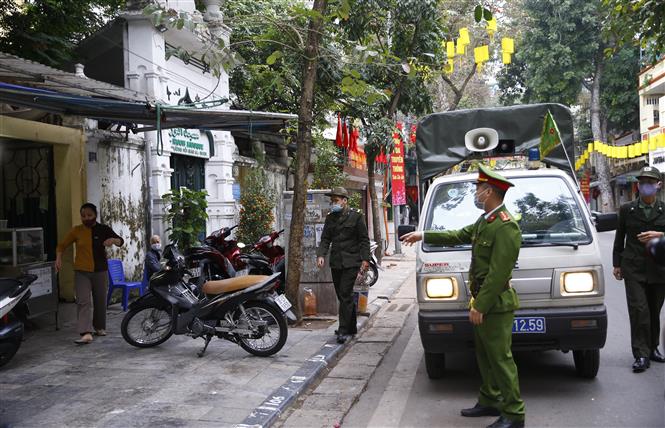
left=399, top=103, right=617, bottom=379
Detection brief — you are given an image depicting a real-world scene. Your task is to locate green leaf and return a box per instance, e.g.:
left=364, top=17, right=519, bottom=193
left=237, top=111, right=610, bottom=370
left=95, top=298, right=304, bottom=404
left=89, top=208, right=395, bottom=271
left=341, top=76, right=355, bottom=86
left=266, top=50, right=282, bottom=65
left=483, top=8, right=493, bottom=21
left=350, top=69, right=361, bottom=78
left=474, top=5, right=483, bottom=23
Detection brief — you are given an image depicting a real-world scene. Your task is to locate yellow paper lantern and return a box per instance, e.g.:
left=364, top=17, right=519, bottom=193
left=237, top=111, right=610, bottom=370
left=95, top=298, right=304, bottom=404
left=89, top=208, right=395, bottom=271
left=487, top=18, right=497, bottom=37
left=459, top=28, right=470, bottom=45
left=628, top=144, right=634, bottom=158
left=446, top=41, right=455, bottom=59
left=587, top=142, right=594, bottom=153
left=456, top=41, right=466, bottom=55
left=502, top=52, right=512, bottom=64
left=657, top=134, right=665, bottom=148
left=622, top=146, right=628, bottom=158
left=474, top=45, right=490, bottom=64
left=501, top=37, right=515, bottom=54
left=443, top=60, right=454, bottom=74
left=649, top=136, right=657, bottom=151
left=642, top=140, right=649, bottom=153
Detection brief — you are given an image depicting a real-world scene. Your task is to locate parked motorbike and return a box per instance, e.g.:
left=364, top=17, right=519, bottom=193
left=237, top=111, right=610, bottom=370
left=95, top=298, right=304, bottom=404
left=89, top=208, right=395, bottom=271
left=0, top=274, right=37, bottom=368
left=197, top=226, right=286, bottom=293
left=121, top=245, right=293, bottom=358
left=360, top=240, right=380, bottom=288
left=238, top=229, right=286, bottom=291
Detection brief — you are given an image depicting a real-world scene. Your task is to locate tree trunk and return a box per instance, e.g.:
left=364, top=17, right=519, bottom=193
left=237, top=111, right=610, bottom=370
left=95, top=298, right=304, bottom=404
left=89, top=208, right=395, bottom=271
left=589, top=50, right=615, bottom=213
left=285, top=0, right=327, bottom=321
left=366, top=155, right=383, bottom=260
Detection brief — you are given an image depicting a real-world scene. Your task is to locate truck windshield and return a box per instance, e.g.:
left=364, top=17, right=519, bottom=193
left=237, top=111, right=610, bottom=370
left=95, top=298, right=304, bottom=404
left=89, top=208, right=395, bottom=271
left=423, top=175, right=592, bottom=251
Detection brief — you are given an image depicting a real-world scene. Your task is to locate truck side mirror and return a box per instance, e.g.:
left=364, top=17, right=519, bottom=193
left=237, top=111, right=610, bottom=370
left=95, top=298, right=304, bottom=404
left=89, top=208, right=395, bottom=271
left=592, top=212, right=618, bottom=232
left=398, top=224, right=416, bottom=240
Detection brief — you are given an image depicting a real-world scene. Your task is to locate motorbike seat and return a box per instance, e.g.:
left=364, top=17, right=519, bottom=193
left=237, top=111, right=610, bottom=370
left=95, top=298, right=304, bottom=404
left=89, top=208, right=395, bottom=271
left=202, top=275, right=269, bottom=295
left=0, top=278, right=21, bottom=300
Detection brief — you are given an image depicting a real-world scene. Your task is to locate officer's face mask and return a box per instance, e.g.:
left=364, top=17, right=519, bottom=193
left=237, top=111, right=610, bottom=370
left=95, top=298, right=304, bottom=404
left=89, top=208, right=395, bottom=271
left=151, top=243, right=162, bottom=251
left=474, top=186, right=491, bottom=210
left=638, top=182, right=660, bottom=197
left=330, top=204, right=343, bottom=213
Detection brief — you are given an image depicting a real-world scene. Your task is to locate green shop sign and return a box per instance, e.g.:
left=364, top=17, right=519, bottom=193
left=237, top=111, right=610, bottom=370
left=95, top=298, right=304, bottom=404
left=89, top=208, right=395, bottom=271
left=168, top=128, right=210, bottom=159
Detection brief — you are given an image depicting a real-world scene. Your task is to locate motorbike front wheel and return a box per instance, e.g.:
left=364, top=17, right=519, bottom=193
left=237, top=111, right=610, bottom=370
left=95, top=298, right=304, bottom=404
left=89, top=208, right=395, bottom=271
left=235, top=301, right=287, bottom=357
left=0, top=338, right=21, bottom=368
left=363, top=263, right=379, bottom=287
left=121, top=303, right=174, bottom=348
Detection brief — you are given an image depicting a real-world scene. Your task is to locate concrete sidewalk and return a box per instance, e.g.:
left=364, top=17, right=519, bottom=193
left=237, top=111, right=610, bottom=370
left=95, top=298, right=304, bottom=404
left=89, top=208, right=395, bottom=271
left=0, top=247, right=415, bottom=428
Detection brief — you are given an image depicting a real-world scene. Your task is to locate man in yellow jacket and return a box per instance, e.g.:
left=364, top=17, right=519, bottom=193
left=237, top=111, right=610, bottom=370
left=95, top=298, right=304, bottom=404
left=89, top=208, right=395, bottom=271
left=401, top=164, right=525, bottom=428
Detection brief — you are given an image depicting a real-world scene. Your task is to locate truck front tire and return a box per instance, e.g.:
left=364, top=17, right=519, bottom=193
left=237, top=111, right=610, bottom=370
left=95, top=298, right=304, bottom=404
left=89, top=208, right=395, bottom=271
left=425, top=351, right=446, bottom=379
left=572, top=349, right=599, bottom=378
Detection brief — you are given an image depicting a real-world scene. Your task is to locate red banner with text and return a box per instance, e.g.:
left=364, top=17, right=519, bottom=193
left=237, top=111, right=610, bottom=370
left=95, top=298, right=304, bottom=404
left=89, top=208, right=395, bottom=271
left=391, top=133, right=406, bottom=206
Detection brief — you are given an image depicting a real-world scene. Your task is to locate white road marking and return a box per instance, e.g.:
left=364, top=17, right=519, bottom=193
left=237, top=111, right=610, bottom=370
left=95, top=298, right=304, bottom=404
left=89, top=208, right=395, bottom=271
left=366, top=328, right=423, bottom=427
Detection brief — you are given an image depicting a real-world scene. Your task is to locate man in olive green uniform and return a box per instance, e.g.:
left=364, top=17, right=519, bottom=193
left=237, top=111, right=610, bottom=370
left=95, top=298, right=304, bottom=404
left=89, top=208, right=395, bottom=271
left=402, top=165, right=525, bottom=428
left=317, top=187, right=371, bottom=344
left=612, top=165, right=665, bottom=373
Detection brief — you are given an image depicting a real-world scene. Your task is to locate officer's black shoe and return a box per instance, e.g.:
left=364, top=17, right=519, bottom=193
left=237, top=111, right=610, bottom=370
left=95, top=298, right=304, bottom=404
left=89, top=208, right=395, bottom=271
left=336, top=334, right=354, bottom=344
left=461, top=403, right=501, bottom=417
left=632, top=357, right=650, bottom=372
left=650, top=348, right=665, bottom=363
left=486, top=416, right=525, bottom=428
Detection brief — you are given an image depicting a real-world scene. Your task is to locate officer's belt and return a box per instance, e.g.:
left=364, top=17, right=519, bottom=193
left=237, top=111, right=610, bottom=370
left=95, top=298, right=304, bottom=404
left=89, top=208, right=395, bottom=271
left=471, top=281, right=512, bottom=298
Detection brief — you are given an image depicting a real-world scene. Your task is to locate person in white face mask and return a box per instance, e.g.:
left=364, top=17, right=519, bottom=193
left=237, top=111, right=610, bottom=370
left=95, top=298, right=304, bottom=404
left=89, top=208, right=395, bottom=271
left=145, top=235, right=163, bottom=279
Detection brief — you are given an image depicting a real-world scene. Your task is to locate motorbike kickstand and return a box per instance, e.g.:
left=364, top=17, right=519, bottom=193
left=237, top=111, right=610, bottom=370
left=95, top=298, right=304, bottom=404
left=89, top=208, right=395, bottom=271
left=197, top=334, right=213, bottom=358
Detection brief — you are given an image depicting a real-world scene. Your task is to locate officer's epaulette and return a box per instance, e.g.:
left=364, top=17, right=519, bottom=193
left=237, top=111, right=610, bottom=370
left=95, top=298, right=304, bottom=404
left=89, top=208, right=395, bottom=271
left=499, top=211, right=510, bottom=222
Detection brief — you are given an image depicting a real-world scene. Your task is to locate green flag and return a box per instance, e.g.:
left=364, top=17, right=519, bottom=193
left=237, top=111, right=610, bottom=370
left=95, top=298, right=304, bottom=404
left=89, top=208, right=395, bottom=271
left=540, top=110, right=561, bottom=158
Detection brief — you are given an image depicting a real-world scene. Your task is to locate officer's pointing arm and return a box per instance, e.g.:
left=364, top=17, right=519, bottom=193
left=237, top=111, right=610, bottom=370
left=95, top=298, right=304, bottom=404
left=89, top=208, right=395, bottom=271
left=424, top=223, right=475, bottom=246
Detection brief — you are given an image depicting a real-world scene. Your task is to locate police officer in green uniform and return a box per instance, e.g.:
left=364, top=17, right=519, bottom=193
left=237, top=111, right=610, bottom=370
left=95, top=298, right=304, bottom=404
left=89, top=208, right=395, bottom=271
left=612, top=165, right=665, bottom=373
left=317, top=187, right=371, bottom=344
left=402, top=165, right=525, bottom=428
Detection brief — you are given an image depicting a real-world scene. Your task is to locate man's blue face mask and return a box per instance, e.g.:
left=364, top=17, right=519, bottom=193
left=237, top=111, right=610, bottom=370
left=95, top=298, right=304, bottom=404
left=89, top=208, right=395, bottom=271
left=639, top=182, right=660, bottom=197
left=330, top=204, right=343, bottom=213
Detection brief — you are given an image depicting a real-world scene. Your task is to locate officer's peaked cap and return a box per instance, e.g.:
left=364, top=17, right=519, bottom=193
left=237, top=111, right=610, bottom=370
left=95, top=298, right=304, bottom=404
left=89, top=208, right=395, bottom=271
left=325, top=186, right=349, bottom=198
left=637, top=166, right=662, bottom=181
left=477, top=164, right=514, bottom=192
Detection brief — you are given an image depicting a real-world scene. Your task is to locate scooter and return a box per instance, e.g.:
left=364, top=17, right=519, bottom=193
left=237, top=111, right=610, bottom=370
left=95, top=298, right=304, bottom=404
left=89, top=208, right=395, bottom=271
left=360, top=241, right=380, bottom=288
left=121, top=245, right=294, bottom=358
left=0, top=274, right=37, bottom=368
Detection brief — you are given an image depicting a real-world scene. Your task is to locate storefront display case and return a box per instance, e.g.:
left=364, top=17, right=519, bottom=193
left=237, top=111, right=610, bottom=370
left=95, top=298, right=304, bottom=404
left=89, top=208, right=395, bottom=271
left=0, top=228, right=46, bottom=266
left=0, top=227, right=58, bottom=326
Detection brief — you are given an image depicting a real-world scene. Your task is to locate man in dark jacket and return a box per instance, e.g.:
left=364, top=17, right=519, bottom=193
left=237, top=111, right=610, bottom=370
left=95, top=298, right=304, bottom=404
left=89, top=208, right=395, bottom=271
left=613, top=165, right=665, bottom=373
left=145, top=235, right=162, bottom=279
left=317, top=187, right=371, bottom=344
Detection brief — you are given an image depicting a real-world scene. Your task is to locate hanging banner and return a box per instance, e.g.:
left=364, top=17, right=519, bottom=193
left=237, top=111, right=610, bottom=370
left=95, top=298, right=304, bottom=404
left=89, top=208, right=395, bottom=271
left=580, top=172, right=590, bottom=203
left=391, top=134, right=406, bottom=206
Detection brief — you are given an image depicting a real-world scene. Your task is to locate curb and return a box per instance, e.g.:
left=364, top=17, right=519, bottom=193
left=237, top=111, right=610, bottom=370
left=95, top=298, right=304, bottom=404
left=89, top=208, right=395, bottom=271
left=234, top=293, right=392, bottom=428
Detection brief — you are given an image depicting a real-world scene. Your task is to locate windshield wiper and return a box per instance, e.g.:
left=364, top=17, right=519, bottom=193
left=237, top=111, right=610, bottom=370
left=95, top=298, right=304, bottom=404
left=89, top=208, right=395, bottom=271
left=522, top=241, right=579, bottom=250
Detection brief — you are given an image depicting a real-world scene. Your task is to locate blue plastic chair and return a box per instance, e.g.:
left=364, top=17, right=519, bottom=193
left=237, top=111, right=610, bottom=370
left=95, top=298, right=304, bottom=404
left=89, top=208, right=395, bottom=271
left=106, top=259, right=143, bottom=311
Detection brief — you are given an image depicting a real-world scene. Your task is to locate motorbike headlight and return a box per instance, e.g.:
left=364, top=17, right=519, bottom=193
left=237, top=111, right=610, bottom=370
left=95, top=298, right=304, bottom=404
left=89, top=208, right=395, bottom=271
left=425, top=277, right=457, bottom=299
left=562, top=271, right=594, bottom=294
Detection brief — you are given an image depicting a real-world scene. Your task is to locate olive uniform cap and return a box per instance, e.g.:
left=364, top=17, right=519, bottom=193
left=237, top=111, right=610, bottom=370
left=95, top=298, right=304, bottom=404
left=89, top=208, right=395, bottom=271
left=637, top=166, right=662, bottom=181
left=477, top=164, right=514, bottom=192
left=325, top=186, right=350, bottom=198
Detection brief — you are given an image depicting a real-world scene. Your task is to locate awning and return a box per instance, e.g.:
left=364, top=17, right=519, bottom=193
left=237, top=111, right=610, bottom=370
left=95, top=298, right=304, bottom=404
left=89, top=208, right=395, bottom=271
left=0, top=51, right=147, bottom=101
left=0, top=82, right=296, bottom=135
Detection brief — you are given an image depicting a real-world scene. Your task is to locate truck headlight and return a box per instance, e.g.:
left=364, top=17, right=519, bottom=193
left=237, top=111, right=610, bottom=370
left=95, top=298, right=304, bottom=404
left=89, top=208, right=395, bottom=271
left=562, top=271, right=594, bottom=293
left=426, top=277, right=457, bottom=299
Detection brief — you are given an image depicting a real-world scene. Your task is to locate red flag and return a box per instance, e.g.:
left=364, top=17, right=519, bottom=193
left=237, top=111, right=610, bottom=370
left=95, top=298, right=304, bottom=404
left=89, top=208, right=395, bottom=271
left=335, top=114, right=343, bottom=148
left=342, top=119, right=349, bottom=149
left=351, top=127, right=359, bottom=152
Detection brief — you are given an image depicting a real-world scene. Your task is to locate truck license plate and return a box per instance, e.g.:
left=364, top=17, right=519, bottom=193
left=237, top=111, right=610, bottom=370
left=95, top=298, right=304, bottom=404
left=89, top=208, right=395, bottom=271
left=274, top=294, right=292, bottom=312
left=512, top=317, right=546, bottom=333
